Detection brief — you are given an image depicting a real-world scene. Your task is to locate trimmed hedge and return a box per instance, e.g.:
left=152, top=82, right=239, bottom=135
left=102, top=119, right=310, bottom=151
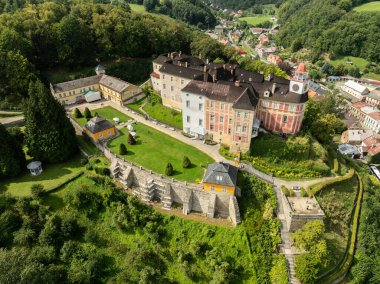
left=317, top=173, right=364, bottom=284
left=307, top=168, right=355, bottom=197
left=281, top=185, right=289, bottom=197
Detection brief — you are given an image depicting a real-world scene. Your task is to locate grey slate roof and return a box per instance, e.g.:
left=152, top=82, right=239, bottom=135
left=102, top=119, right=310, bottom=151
left=99, top=75, right=131, bottom=93
left=52, top=75, right=102, bottom=93
left=160, top=63, right=208, bottom=80
left=85, top=116, right=114, bottom=134
left=203, top=162, right=238, bottom=187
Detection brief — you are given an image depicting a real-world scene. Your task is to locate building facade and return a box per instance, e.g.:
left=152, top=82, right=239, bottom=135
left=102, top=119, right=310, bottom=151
left=151, top=52, right=308, bottom=152
left=84, top=116, right=116, bottom=142
left=340, top=80, right=370, bottom=100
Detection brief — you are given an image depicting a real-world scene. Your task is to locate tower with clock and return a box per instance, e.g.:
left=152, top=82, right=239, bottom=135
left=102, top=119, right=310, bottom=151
left=290, top=63, right=309, bottom=94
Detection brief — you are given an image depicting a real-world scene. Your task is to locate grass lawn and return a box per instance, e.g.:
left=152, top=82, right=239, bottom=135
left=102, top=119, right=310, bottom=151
left=238, top=15, right=272, bottom=26
left=109, top=126, right=213, bottom=182
left=126, top=97, right=145, bottom=114
left=143, top=100, right=183, bottom=129
left=354, top=1, right=380, bottom=12
left=329, top=56, right=370, bottom=71
left=74, top=106, right=213, bottom=182
left=316, top=175, right=358, bottom=274
left=0, top=154, right=83, bottom=197
left=129, top=3, right=146, bottom=12
left=365, top=72, right=380, bottom=81
left=0, top=113, right=22, bottom=118
left=77, top=135, right=101, bottom=156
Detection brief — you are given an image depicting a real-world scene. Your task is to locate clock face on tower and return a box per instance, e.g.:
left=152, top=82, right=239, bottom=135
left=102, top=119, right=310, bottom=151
left=292, top=84, right=300, bottom=92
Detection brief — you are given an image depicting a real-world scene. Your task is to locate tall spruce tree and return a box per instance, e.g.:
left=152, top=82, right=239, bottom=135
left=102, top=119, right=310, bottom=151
left=0, top=124, right=26, bottom=178
left=24, top=80, right=77, bottom=163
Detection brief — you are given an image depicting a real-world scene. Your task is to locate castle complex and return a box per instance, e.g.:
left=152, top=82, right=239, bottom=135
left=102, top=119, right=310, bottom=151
left=151, top=52, right=308, bottom=152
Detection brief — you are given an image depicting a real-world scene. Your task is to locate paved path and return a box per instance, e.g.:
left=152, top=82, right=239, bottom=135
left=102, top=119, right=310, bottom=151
left=274, top=185, right=301, bottom=284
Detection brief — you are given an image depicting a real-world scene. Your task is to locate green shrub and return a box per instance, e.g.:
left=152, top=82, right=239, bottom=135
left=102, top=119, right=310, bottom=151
left=84, top=107, right=92, bottom=119
left=74, top=108, right=83, bottom=118
left=119, top=143, right=127, bottom=155
left=182, top=156, right=191, bottom=168
left=281, top=186, right=289, bottom=197
left=165, top=163, right=174, bottom=176
left=31, top=184, right=45, bottom=201
left=102, top=168, right=110, bottom=176
left=308, top=168, right=355, bottom=196
left=86, top=164, right=93, bottom=171
left=300, top=187, right=308, bottom=197
left=128, top=133, right=136, bottom=145
left=93, top=158, right=101, bottom=164
left=80, top=158, right=88, bottom=165
left=289, top=189, right=295, bottom=197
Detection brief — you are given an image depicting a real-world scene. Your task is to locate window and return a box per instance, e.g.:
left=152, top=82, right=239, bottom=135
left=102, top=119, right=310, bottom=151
left=199, top=103, right=203, bottom=111
left=289, top=105, right=296, bottom=112
left=171, top=76, right=173, bottom=81
left=163, top=84, right=166, bottom=89
left=221, top=103, right=224, bottom=110
left=222, top=188, right=227, bottom=193
left=162, top=75, right=165, bottom=79
left=211, top=186, right=215, bottom=191
left=229, top=118, right=232, bottom=124
left=199, top=119, right=203, bottom=126
left=220, top=116, right=224, bottom=123
left=237, top=112, right=241, bottom=118
left=210, top=125, right=214, bottom=131
left=187, top=116, right=190, bottom=123
left=107, top=130, right=111, bottom=135
left=244, top=112, right=249, bottom=119
left=228, top=128, right=231, bottom=135
left=283, top=115, right=288, bottom=123
left=181, top=79, right=184, bottom=85
left=69, top=91, right=72, bottom=95
left=236, top=125, right=242, bottom=132
left=262, top=100, right=269, bottom=107
left=171, top=86, right=174, bottom=91
left=99, top=133, right=103, bottom=138
left=186, top=100, right=190, bottom=107
left=242, top=126, right=247, bottom=132
left=210, top=114, right=215, bottom=121
left=211, top=101, right=214, bottom=108
left=273, top=102, right=279, bottom=109
left=216, top=176, right=223, bottom=181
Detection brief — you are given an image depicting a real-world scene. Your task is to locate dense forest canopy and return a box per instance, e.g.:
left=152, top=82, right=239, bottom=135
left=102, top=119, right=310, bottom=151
left=276, top=0, right=380, bottom=63
left=204, top=0, right=284, bottom=10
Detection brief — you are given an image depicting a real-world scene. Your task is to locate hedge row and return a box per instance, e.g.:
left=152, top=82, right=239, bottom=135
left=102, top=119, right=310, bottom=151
left=317, top=173, right=363, bottom=284
left=307, top=168, right=355, bottom=197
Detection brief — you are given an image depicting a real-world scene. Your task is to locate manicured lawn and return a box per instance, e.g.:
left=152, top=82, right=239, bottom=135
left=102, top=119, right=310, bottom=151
left=126, top=97, right=145, bottom=114
left=329, top=56, right=370, bottom=71
left=0, top=112, right=22, bottom=118
left=74, top=106, right=132, bottom=127
left=238, top=15, right=271, bottom=25
left=354, top=1, right=380, bottom=12
left=108, top=126, right=213, bottom=182
left=143, top=100, right=183, bottom=129
left=77, top=135, right=100, bottom=156
left=74, top=106, right=213, bottom=182
left=316, top=175, right=358, bottom=274
left=0, top=154, right=83, bottom=197
left=365, top=72, right=380, bottom=80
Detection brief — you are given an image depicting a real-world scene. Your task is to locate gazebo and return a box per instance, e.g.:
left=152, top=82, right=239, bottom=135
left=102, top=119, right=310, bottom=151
left=27, top=161, right=43, bottom=176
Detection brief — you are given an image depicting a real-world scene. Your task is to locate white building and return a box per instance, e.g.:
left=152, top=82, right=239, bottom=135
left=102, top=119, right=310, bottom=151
left=340, top=80, right=370, bottom=100
left=364, top=112, right=380, bottom=133
left=181, top=91, right=206, bottom=139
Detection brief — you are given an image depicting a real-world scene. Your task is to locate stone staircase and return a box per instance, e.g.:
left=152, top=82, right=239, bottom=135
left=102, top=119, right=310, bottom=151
left=286, top=254, right=301, bottom=284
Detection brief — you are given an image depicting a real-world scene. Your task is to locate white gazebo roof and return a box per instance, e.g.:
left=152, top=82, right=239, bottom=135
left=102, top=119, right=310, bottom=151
left=27, top=161, right=42, bottom=170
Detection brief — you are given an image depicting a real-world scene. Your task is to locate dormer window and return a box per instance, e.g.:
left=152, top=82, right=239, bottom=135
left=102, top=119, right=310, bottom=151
left=264, top=90, right=271, bottom=97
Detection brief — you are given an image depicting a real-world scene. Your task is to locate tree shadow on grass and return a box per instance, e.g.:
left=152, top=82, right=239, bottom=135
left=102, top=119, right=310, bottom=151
left=171, top=170, right=183, bottom=177
left=186, top=163, right=197, bottom=169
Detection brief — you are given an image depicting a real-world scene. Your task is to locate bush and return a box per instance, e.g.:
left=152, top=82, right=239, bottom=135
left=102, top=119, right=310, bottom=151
left=289, top=189, right=295, bottom=197
left=31, top=184, right=45, bottom=201
left=281, top=186, right=289, bottom=197
left=119, top=143, right=127, bottom=155
left=308, top=168, right=355, bottom=196
left=181, top=131, right=193, bottom=138
left=84, top=107, right=92, bottom=120
left=80, top=158, right=88, bottom=165
left=128, top=133, right=136, bottom=145
left=93, top=158, right=101, bottom=164
left=74, top=108, right=83, bottom=118
left=86, top=164, right=93, bottom=171
left=94, top=166, right=110, bottom=176
left=300, top=187, right=308, bottom=197
left=182, top=156, right=191, bottom=168
left=165, top=163, right=174, bottom=176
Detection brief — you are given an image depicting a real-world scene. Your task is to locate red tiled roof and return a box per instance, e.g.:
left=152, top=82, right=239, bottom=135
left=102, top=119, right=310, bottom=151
left=351, top=101, right=370, bottom=108
left=363, top=135, right=380, bottom=156
left=369, top=112, right=380, bottom=120
left=151, top=72, right=160, bottom=79
left=297, top=63, right=307, bottom=73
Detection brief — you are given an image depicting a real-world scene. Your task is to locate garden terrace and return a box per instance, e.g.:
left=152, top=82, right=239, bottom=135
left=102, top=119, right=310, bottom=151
left=74, top=106, right=214, bottom=182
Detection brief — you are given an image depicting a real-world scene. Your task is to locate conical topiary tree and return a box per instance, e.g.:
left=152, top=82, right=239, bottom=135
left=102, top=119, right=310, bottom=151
left=119, top=143, right=127, bottom=155
left=165, top=163, right=174, bottom=176
left=24, top=80, right=77, bottom=163
left=84, top=107, right=92, bottom=120
left=74, top=108, right=83, bottom=118
left=128, top=133, right=136, bottom=145
left=182, top=156, right=191, bottom=168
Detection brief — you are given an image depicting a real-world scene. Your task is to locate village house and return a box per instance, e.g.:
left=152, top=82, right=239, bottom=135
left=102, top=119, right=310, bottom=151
left=255, top=46, right=278, bottom=59
left=250, top=27, right=263, bottom=36
left=203, top=162, right=238, bottom=195
left=151, top=52, right=309, bottom=152
left=50, top=68, right=142, bottom=106
left=340, top=80, right=370, bottom=100
left=84, top=115, right=116, bottom=142
left=365, top=87, right=380, bottom=107
left=361, top=135, right=380, bottom=158
left=341, top=128, right=374, bottom=145
left=363, top=112, right=380, bottom=133
left=267, top=54, right=282, bottom=66
left=348, top=101, right=378, bottom=123
left=214, top=25, right=224, bottom=35
left=259, top=34, right=269, bottom=46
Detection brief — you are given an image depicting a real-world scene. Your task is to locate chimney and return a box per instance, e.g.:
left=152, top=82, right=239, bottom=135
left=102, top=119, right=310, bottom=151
left=179, top=62, right=182, bottom=67
left=170, top=52, right=174, bottom=59
left=223, top=64, right=226, bottom=70
left=203, top=72, right=209, bottom=82
left=235, top=80, right=240, bottom=87
left=179, top=51, right=182, bottom=56
left=203, top=65, right=207, bottom=72
left=249, top=77, right=252, bottom=82
left=272, top=83, right=277, bottom=94
left=213, top=74, right=217, bottom=83
left=167, top=53, right=170, bottom=57
left=185, top=62, right=188, bottom=68
left=206, top=58, right=209, bottom=64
